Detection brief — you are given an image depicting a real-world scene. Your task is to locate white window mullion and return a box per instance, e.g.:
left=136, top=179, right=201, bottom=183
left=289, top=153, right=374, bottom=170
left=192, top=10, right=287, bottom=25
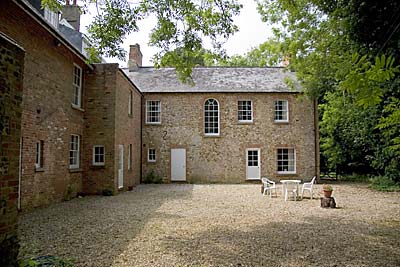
left=204, top=99, right=219, bottom=135
left=72, top=65, right=82, bottom=108
left=70, top=135, right=80, bottom=169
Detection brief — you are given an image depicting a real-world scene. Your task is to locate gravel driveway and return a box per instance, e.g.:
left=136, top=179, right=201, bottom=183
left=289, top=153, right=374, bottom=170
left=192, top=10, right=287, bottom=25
left=18, top=183, right=400, bottom=267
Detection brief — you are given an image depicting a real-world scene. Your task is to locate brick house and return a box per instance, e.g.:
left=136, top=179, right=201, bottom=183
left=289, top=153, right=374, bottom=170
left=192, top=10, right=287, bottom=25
left=0, top=0, right=141, bottom=211
left=1, top=0, right=318, bottom=209
left=0, top=32, right=25, bottom=267
left=124, top=47, right=319, bottom=183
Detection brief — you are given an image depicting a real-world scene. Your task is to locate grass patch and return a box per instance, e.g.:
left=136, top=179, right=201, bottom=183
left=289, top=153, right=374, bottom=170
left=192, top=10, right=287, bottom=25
left=20, top=255, right=74, bottom=267
left=338, top=174, right=369, bottom=183
left=368, top=176, right=400, bottom=192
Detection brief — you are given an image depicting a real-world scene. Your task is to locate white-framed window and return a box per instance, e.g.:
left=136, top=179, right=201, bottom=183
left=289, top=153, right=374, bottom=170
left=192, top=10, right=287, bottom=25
left=128, top=144, right=132, bottom=170
left=274, top=100, right=288, bottom=122
left=92, top=145, right=105, bottom=166
left=238, top=100, right=253, bottom=122
left=69, top=135, right=80, bottom=169
left=146, top=100, right=161, bottom=124
left=35, top=141, right=44, bottom=169
left=128, top=90, right=133, bottom=116
left=72, top=64, right=82, bottom=107
left=148, top=148, right=156, bottom=162
left=277, top=148, right=296, bottom=174
left=204, top=98, right=219, bottom=135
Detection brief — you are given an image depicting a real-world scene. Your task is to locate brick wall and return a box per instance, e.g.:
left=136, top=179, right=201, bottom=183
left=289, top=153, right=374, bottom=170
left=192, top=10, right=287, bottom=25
left=0, top=33, right=24, bottom=267
left=0, top=1, right=87, bottom=210
left=115, top=71, right=142, bottom=189
left=142, top=93, right=317, bottom=183
left=83, top=64, right=141, bottom=194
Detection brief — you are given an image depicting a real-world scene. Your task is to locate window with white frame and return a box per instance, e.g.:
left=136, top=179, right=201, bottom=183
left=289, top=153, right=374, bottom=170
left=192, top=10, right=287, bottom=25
left=128, top=90, right=133, bottom=116
left=69, top=135, right=80, bottom=169
left=238, top=100, right=253, bottom=122
left=204, top=99, right=219, bottom=135
left=148, top=148, right=156, bottom=162
left=277, top=148, right=296, bottom=173
left=274, top=100, right=288, bottom=122
left=146, top=100, right=161, bottom=124
left=72, top=65, right=82, bottom=107
left=35, top=141, right=44, bottom=169
left=128, top=144, right=132, bottom=170
left=93, top=145, right=105, bottom=166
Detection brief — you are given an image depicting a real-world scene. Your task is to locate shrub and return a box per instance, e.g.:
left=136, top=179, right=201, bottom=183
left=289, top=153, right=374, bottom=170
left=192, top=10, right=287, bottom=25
left=338, top=174, right=369, bottom=183
left=143, top=171, right=163, bottom=184
left=369, top=176, right=400, bottom=192
left=102, top=188, right=114, bottom=196
left=20, top=255, right=74, bottom=267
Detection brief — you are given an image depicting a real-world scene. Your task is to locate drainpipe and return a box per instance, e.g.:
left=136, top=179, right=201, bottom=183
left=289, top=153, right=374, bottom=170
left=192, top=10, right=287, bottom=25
left=139, top=94, right=143, bottom=184
left=314, top=98, right=320, bottom=182
left=18, top=136, right=23, bottom=211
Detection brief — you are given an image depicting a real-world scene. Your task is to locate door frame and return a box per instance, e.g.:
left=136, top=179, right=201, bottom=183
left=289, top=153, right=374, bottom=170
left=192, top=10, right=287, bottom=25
left=118, top=145, right=124, bottom=189
left=246, top=148, right=261, bottom=180
left=170, top=148, right=187, bottom=182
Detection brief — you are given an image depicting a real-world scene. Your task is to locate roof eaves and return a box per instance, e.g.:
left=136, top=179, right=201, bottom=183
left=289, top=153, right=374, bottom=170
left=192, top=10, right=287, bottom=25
left=14, top=0, right=93, bottom=70
left=118, top=68, right=143, bottom=96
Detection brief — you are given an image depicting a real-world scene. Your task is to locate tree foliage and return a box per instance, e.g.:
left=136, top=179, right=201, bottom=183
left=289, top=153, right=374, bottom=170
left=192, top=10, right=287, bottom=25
left=42, top=0, right=242, bottom=81
left=216, top=38, right=282, bottom=67
left=257, top=0, right=400, bottom=181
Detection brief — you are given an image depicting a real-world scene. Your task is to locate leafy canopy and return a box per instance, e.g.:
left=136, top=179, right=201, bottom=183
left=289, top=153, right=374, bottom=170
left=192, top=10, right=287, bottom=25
left=42, top=0, right=242, bottom=81
left=257, top=0, right=400, bottom=180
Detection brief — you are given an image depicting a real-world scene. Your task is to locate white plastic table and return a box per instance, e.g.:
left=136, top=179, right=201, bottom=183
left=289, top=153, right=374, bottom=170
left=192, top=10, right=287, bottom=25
left=280, top=180, right=301, bottom=201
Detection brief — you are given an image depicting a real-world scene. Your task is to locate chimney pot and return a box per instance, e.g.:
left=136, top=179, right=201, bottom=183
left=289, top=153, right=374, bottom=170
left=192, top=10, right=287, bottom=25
left=61, top=3, right=80, bottom=31
left=128, top=43, right=143, bottom=71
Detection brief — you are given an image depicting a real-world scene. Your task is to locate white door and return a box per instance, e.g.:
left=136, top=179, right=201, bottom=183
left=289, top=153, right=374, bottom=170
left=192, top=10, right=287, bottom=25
left=118, top=145, right=124, bottom=188
left=246, top=148, right=261, bottom=180
left=171, top=148, right=186, bottom=181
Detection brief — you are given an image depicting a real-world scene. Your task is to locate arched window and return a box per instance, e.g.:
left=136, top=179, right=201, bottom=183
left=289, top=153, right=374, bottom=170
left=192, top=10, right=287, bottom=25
left=204, top=99, right=219, bottom=135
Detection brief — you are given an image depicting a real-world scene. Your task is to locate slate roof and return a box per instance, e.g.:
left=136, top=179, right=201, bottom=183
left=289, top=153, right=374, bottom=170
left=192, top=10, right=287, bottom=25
left=122, top=67, right=301, bottom=93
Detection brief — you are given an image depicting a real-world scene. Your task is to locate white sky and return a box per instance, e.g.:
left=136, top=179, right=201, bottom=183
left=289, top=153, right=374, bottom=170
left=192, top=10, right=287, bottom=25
left=80, top=0, right=272, bottom=66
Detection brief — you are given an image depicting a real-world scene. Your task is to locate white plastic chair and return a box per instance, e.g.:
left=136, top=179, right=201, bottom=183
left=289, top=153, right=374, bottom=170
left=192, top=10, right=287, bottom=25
left=284, top=182, right=298, bottom=201
left=301, top=176, right=316, bottom=199
left=261, top=177, right=277, bottom=198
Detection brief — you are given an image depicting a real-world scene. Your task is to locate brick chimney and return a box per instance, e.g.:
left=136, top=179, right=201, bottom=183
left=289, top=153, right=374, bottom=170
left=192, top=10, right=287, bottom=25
left=128, top=44, right=142, bottom=71
left=61, top=0, right=80, bottom=31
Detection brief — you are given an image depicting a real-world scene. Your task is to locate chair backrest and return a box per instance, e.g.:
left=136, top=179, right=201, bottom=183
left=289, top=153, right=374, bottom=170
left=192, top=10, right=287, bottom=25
left=310, top=176, right=317, bottom=184
left=261, top=177, right=273, bottom=187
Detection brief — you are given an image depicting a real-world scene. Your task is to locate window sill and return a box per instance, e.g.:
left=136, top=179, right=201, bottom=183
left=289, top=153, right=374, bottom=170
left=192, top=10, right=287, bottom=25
left=145, top=122, right=161, bottom=125
left=128, top=114, right=133, bottom=118
left=69, top=168, right=82, bottom=173
left=274, top=120, right=289, bottom=124
left=246, top=178, right=261, bottom=181
left=147, top=160, right=156, bottom=163
left=71, top=104, right=85, bottom=112
left=204, top=134, right=220, bottom=138
left=35, top=167, right=45, bottom=172
left=238, top=121, right=254, bottom=125
left=277, top=172, right=297, bottom=176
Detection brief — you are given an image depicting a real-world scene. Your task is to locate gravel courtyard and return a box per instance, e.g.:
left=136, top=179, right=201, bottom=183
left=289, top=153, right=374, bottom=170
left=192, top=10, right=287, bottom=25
left=19, top=183, right=400, bottom=267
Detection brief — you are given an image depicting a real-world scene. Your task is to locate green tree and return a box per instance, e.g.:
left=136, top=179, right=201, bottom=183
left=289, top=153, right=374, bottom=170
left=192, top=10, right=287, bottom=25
left=42, top=0, right=242, bottom=81
left=257, top=0, right=400, bottom=181
left=216, top=38, right=282, bottom=67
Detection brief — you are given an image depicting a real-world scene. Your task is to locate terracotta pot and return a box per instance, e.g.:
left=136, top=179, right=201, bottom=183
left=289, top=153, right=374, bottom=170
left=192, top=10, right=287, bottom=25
left=323, top=190, right=333, bottom=198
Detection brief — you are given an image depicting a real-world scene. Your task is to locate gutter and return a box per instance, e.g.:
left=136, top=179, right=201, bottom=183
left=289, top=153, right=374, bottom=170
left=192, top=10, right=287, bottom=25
left=13, top=0, right=93, bottom=70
